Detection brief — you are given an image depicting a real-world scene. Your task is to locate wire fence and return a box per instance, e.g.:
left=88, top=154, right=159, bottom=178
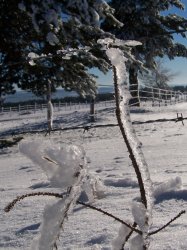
left=130, top=84, right=187, bottom=107
left=0, top=100, right=115, bottom=114
left=0, top=84, right=186, bottom=114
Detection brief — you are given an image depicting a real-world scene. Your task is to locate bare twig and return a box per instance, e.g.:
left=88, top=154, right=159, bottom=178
left=149, top=210, right=186, bottom=236
left=77, top=201, right=142, bottom=235
left=124, top=222, right=137, bottom=244
left=4, top=192, right=64, bottom=212
left=4, top=191, right=185, bottom=243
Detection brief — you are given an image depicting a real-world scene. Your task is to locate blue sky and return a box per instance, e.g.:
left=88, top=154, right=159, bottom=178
left=163, top=0, right=187, bottom=85
left=93, top=0, right=187, bottom=87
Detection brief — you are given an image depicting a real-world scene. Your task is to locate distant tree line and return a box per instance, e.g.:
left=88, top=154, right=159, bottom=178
left=172, top=85, right=187, bottom=92
left=3, top=92, right=114, bottom=108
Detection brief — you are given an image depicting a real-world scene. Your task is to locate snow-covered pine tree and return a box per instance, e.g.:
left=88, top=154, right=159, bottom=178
left=0, top=54, right=17, bottom=106
left=103, top=0, right=187, bottom=106
left=0, top=0, right=121, bottom=98
left=0, top=0, right=123, bottom=131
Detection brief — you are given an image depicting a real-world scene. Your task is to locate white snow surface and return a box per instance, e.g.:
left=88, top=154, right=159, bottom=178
left=0, top=102, right=187, bottom=249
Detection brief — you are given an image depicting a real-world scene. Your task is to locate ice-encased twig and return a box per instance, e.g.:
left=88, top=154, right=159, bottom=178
left=31, top=164, right=87, bottom=250
left=106, top=47, right=153, bottom=248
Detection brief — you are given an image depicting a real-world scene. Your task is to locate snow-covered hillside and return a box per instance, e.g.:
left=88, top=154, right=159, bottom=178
left=0, top=103, right=187, bottom=250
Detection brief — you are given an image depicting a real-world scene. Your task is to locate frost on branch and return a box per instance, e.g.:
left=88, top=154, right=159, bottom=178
left=130, top=234, right=144, bottom=250
left=104, top=43, right=153, bottom=248
left=66, top=0, right=123, bottom=27
left=19, top=0, right=121, bottom=38
left=28, top=52, right=39, bottom=66
left=20, top=140, right=105, bottom=199
left=19, top=141, right=105, bottom=249
left=112, top=222, right=132, bottom=250
left=98, top=38, right=142, bottom=48
left=31, top=183, right=85, bottom=250
left=106, top=45, right=153, bottom=212
left=31, top=198, right=66, bottom=250
left=132, top=202, right=148, bottom=233
left=19, top=1, right=63, bottom=34
left=20, top=141, right=87, bottom=249
left=19, top=141, right=87, bottom=188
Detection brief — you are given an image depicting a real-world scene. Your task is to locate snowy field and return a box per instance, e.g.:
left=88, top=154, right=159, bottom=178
left=0, top=102, right=187, bottom=250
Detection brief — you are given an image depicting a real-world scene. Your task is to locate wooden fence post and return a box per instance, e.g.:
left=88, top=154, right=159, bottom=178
left=170, top=90, right=172, bottom=105
left=90, top=98, right=95, bottom=122
left=152, top=87, right=154, bottom=107
left=158, top=89, right=161, bottom=107
left=165, top=90, right=167, bottom=106
left=34, top=103, right=37, bottom=113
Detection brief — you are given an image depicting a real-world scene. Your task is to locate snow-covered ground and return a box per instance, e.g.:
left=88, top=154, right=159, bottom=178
left=0, top=102, right=187, bottom=250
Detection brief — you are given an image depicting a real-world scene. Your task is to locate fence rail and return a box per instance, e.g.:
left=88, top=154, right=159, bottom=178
left=0, top=100, right=115, bottom=114
left=130, top=84, right=187, bottom=107
left=1, top=85, right=187, bottom=114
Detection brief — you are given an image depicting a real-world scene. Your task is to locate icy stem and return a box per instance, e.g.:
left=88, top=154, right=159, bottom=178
left=106, top=47, right=153, bottom=247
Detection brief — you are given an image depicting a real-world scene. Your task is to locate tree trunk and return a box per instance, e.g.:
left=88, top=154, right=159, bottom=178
left=129, top=65, right=140, bottom=106
left=90, top=97, right=95, bottom=122
left=0, top=84, right=3, bottom=107
left=46, top=80, right=53, bottom=134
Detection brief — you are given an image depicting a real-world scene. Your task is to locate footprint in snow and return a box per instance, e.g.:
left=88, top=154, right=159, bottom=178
left=29, top=181, right=50, bottom=189
left=86, top=234, right=107, bottom=245
left=15, top=223, right=40, bottom=235
left=104, top=178, right=138, bottom=188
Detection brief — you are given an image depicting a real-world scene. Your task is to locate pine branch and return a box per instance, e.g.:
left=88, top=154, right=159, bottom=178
left=149, top=210, right=186, bottom=236
left=4, top=192, right=64, bottom=212
left=77, top=201, right=142, bottom=235
left=140, top=29, right=187, bottom=41
left=0, top=48, right=89, bottom=69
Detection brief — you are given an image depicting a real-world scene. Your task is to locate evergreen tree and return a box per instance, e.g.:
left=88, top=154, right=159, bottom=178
left=0, top=0, right=120, bottom=99
left=103, top=0, right=187, bottom=105
left=0, top=53, right=17, bottom=106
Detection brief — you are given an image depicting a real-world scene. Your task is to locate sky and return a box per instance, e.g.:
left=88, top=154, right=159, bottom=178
left=163, top=0, right=187, bottom=86
left=93, top=0, right=187, bottom=87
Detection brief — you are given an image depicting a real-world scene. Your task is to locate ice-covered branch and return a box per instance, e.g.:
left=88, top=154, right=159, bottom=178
left=17, top=141, right=105, bottom=249
left=104, top=44, right=153, bottom=249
